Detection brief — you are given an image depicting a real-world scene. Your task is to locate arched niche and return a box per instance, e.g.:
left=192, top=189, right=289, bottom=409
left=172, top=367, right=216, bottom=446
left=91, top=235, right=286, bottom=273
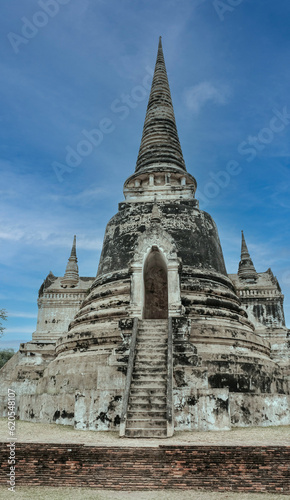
left=129, top=226, right=182, bottom=318
left=143, top=247, right=168, bottom=319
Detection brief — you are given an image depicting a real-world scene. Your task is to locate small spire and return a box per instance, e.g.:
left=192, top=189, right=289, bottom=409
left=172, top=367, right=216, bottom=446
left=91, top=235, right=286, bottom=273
left=238, top=231, right=258, bottom=280
left=61, top=235, right=79, bottom=287
left=135, top=37, right=188, bottom=174
left=70, top=235, right=77, bottom=258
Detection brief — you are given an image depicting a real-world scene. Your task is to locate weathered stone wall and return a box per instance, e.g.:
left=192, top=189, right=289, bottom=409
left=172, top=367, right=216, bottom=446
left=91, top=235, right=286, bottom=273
left=229, top=270, right=290, bottom=364
left=0, top=344, right=55, bottom=418
left=171, top=314, right=290, bottom=431
left=19, top=393, right=75, bottom=425
left=230, top=270, right=286, bottom=330
left=34, top=276, right=94, bottom=342
left=173, top=388, right=231, bottom=431
left=74, top=390, right=123, bottom=430
left=230, top=393, right=290, bottom=427
left=0, top=318, right=130, bottom=427
left=97, top=202, right=227, bottom=278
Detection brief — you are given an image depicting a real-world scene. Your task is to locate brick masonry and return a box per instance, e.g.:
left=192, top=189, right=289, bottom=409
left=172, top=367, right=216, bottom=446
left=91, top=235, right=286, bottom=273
left=1, top=443, right=290, bottom=493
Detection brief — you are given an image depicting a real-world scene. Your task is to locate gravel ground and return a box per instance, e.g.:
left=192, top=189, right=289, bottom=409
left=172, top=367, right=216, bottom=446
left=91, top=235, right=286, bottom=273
left=0, top=418, right=290, bottom=447
left=0, top=487, right=287, bottom=500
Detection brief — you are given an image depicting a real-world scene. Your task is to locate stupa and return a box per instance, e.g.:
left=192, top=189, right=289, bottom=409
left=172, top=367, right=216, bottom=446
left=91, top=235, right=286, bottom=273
left=1, top=38, right=289, bottom=437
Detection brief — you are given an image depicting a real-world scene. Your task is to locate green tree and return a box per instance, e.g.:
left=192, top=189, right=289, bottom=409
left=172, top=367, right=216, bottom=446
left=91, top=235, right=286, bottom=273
left=0, top=308, right=7, bottom=337
left=0, top=349, right=14, bottom=369
left=0, top=309, right=12, bottom=368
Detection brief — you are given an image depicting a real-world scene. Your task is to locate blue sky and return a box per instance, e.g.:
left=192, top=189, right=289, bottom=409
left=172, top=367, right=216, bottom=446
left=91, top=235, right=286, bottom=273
left=0, top=0, right=290, bottom=349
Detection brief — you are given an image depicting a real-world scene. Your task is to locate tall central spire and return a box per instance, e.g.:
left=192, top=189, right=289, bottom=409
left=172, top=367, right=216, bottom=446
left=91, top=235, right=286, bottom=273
left=135, top=37, right=187, bottom=174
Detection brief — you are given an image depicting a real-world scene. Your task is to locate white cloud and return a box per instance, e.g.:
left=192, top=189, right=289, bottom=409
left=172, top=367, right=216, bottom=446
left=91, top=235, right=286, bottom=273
left=0, top=174, right=106, bottom=251
left=184, top=81, right=230, bottom=114
left=8, top=312, right=37, bottom=319
left=5, top=327, right=35, bottom=334
left=0, top=341, right=19, bottom=351
left=0, top=226, right=103, bottom=251
left=48, top=187, right=108, bottom=205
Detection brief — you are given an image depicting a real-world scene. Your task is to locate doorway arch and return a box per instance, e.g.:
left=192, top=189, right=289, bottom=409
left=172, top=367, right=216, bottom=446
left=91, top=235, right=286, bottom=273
left=143, top=247, right=168, bottom=319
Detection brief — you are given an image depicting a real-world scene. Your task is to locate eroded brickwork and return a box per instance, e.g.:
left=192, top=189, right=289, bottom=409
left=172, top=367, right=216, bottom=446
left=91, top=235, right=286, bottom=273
left=0, top=443, right=289, bottom=493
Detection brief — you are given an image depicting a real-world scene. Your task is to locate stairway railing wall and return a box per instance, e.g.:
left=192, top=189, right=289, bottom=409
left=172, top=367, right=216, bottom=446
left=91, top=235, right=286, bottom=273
left=119, top=317, right=139, bottom=437
left=167, top=316, right=174, bottom=437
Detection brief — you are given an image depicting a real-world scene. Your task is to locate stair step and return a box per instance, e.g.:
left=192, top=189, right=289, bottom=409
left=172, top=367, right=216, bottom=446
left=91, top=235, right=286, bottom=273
left=129, top=397, right=166, bottom=404
left=131, top=383, right=166, bottom=389
left=130, top=386, right=166, bottom=393
left=139, top=326, right=167, bottom=329
left=126, top=418, right=167, bottom=429
left=132, top=377, right=166, bottom=382
left=128, top=398, right=166, bottom=411
left=125, top=428, right=167, bottom=438
left=133, top=367, right=167, bottom=371
left=127, top=410, right=167, bottom=419
left=131, top=377, right=167, bottom=384
left=131, top=380, right=166, bottom=387
left=137, top=346, right=167, bottom=350
left=129, top=402, right=166, bottom=407
left=138, top=326, right=167, bottom=330
left=132, top=372, right=166, bottom=379
left=133, top=370, right=167, bottom=376
left=134, top=361, right=167, bottom=367
left=135, top=351, right=166, bottom=357
left=135, top=353, right=166, bottom=359
left=136, top=347, right=167, bottom=353
left=130, top=384, right=166, bottom=391
left=137, top=340, right=167, bottom=344
left=134, top=365, right=166, bottom=371
left=138, top=333, right=167, bottom=336
left=137, top=338, right=167, bottom=344
left=132, top=372, right=166, bottom=377
left=139, top=320, right=168, bottom=324
left=138, top=332, right=167, bottom=335
left=138, top=328, right=167, bottom=332
left=132, top=370, right=166, bottom=376
left=129, top=392, right=166, bottom=400
left=137, top=342, right=167, bottom=349
left=134, top=360, right=166, bottom=367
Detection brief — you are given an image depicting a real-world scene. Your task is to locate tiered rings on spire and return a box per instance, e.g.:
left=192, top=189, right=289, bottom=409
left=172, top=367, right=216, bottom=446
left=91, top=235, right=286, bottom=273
left=61, top=235, right=79, bottom=287
left=135, top=37, right=187, bottom=174
left=238, top=231, right=258, bottom=280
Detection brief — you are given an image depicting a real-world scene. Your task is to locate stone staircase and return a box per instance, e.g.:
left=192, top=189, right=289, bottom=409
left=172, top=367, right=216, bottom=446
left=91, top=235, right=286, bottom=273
left=124, top=319, right=168, bottom=438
